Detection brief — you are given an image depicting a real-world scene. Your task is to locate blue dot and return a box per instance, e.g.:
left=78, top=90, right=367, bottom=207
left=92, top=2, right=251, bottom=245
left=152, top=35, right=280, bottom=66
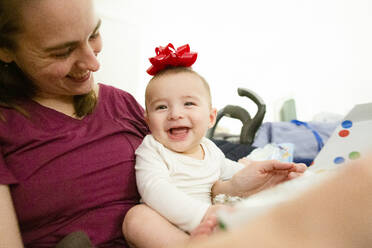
left=342, top=120, right=352, bottom=129
left=334, top=157, right=345, bottom=164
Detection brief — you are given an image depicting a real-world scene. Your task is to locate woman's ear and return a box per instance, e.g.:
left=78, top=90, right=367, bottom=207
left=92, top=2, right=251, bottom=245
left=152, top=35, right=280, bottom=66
left=208, top=108, right=217, bottom=128
left=0, top=48, right=14, bottom=63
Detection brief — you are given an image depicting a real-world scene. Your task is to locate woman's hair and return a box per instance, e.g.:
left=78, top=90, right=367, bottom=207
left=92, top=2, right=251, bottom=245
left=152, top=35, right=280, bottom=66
left=147, top=66, right=212, bottom=106
left=0, top=0, right=97, bottom=120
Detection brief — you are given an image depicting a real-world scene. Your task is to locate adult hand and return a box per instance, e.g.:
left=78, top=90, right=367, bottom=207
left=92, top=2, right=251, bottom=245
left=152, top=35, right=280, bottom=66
left=227, top=159, right=307, bottom=197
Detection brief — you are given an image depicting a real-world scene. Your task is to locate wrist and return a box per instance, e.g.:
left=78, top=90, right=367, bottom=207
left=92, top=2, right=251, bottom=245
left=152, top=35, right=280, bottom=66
left=211, top=180, right=235, bottom=197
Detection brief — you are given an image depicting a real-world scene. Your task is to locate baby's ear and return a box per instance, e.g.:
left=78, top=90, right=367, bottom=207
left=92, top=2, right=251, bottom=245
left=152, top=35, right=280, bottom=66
left=143, top=111, right=149, bottom=124
left=208, top=108, right=217, bottom=128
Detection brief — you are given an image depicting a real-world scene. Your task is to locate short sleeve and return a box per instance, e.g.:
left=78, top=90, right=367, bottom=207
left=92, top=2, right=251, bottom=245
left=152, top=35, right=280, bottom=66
left=0, top=146, right=18, bottom=185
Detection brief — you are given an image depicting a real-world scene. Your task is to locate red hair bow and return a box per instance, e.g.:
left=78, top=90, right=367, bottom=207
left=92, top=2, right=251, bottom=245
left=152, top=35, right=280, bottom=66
left=146, top=43, right=198, bottom=76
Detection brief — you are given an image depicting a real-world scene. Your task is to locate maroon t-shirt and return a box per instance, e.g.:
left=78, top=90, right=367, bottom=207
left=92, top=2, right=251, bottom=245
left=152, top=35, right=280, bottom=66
left=0, top=84, right=149, bottom=248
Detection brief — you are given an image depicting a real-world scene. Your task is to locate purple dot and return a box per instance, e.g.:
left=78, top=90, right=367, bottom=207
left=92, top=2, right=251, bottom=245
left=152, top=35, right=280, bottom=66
left=342, top=120, right=352, bottom=129
left=334, top=157, right=345, bottom=164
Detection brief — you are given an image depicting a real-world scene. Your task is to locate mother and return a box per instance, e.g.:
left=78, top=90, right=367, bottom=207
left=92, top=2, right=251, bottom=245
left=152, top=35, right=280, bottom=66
left=0, top=0, right=305, bottom=247
left=0, top=0, right=149, bottom=247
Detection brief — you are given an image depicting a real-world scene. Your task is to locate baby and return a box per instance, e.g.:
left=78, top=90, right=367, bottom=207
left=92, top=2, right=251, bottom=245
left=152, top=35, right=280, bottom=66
left=135, top=43, right=305, bottom=236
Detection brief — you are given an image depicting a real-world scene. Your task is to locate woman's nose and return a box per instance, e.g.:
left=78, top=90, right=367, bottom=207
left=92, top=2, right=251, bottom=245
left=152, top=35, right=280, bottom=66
left=76, top=44, right=100, bottom=72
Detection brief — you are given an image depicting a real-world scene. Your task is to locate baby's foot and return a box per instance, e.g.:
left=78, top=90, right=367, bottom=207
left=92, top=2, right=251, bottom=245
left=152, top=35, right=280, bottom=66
left=190, top=215, right=218, bottom=239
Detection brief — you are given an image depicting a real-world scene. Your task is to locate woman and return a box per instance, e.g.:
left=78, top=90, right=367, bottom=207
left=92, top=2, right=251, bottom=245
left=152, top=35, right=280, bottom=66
left=0, top=0, right=306, bottom=247
left=0, top=0, right=148, bottom=247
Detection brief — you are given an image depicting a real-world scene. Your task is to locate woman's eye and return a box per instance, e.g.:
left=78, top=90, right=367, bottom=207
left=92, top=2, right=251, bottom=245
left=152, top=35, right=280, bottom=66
left=155, top=105, right=167, bottom=110
left=53, top=47, right=74, bottom=59
left=89, top=31, right=100, bottom=41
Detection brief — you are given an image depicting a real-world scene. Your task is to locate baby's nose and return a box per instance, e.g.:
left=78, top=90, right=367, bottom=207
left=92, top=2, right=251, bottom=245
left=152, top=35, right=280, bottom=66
left=168, top=107, right=184, bottom=120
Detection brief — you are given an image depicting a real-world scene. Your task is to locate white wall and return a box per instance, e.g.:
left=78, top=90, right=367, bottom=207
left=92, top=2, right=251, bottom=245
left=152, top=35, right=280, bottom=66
left=94, top=0, right=372, bottom=123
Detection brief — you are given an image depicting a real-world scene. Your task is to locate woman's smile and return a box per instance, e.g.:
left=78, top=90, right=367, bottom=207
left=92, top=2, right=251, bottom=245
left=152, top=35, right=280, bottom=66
left=67, top=71, right=91, bottom=82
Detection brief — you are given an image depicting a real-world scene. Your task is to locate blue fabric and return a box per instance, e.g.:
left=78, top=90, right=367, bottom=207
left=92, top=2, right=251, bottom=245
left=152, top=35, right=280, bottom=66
left=252, top=121, right=339, bottom=165
left=290, top=120, right=324, bottom=152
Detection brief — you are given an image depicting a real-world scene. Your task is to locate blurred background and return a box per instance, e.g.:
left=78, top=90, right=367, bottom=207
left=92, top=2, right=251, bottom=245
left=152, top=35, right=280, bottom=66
left=93, top=0, right=372, bottom=127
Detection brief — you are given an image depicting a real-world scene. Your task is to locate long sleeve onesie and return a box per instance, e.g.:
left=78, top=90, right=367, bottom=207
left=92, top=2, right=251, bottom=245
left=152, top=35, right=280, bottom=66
left=135, top=135, right=244, bottom=232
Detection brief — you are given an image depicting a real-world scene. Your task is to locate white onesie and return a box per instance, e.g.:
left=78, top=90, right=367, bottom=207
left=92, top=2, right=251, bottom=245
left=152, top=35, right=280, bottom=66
left=135, top=135, right=244, bottom=232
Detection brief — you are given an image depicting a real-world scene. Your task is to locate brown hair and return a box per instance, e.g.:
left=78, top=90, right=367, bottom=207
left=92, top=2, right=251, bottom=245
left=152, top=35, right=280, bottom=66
left=146, top=67, right=212, bottom=108
left=0, top=0, right=96, bottom=121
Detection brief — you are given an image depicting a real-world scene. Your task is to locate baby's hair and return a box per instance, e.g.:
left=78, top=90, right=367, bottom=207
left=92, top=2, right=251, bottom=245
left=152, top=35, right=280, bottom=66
left=146, top=67, right=212, bottom=108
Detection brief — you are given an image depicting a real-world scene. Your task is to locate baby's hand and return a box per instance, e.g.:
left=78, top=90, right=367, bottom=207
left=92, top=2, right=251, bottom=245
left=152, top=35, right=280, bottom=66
left=190, top=214, right=217, bottom=238
left=190, top=205, right=233, bottom=238
left=231, top=159, right=307, bottom=197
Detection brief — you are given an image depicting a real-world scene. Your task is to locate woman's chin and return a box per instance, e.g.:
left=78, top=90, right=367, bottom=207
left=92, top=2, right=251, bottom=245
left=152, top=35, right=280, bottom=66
left=65, top=78, right=95, bottom=95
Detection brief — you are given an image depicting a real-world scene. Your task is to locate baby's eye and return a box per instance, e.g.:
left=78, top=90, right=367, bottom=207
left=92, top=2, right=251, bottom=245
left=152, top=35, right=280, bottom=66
left=185, top=102, right=195, bottom=106
left=155, top=105, right=167, bottom=110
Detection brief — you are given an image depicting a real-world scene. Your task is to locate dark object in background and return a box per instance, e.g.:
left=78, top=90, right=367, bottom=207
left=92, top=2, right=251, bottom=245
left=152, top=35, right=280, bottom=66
left=212, top=139, right=256, bottom=162
left=207, top=88, right=266, bottom=146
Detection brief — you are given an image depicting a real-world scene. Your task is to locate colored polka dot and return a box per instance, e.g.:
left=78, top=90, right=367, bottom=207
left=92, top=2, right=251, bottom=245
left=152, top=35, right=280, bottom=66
left=349, top=151, right=361, bottom=160
left=342, top=120, right=353, bottom=129
left=334, top=157, right=345, bottom=164
left=339, top=129, right=350, bottom=137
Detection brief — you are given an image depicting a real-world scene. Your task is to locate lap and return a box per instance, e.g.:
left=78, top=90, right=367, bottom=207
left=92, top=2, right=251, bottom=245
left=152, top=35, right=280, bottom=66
left=123, top=204, right=189, bottom=248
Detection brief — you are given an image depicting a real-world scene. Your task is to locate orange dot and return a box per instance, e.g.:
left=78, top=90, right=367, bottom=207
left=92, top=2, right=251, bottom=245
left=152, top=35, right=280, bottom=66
left=339, top=129, right=349, bottom=137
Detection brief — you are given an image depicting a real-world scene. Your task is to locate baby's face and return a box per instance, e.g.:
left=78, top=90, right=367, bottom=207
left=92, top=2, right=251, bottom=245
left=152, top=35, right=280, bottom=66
left=145, top=72, right=216, bottom=156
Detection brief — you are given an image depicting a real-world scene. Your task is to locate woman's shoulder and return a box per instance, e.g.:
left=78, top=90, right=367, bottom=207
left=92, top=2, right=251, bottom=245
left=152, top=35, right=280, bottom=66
left=97, top=83, right=148, bottom=133
left=98, top=83, right=143, bottom=111
left=98, top=83, right=137, bottom=102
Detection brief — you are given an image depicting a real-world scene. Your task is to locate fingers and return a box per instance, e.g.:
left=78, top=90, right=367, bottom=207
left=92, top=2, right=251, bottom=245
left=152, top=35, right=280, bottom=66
left=287, top=163, right=307, bottom=179
left=287, top=171, right=303, bottom=180
left=257, top=159, right=294, bottom=171
left=190, top=215, right=218, bottom=239
left=244, top=158, right=307, bottom=173
left=293, top=163, right=307, bottom=173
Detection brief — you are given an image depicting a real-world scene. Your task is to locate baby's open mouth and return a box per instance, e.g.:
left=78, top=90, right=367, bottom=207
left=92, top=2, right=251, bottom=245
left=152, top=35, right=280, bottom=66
left=168, top=127, right=189, bottom=139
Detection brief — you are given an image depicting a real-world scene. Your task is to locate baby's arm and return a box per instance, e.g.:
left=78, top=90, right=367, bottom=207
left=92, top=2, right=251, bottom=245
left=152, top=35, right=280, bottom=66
left=213, top=158, right=306, bottom=198
left=135, top=141, right=210, bottom=233
left=212, top=158, right=245, bottom=197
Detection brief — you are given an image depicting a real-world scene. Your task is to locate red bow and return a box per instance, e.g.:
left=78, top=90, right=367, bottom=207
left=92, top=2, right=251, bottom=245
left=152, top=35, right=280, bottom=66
left=146, top=43, right=198, bottom=76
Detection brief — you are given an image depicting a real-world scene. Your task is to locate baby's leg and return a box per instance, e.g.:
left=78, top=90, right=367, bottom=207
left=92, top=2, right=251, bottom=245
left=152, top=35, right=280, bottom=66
left=123, top=204, right=189, bottom=248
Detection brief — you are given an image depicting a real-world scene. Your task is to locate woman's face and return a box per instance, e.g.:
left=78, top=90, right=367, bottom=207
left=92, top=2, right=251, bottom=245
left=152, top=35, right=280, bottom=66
left=9, top=0, right=102, bottom=99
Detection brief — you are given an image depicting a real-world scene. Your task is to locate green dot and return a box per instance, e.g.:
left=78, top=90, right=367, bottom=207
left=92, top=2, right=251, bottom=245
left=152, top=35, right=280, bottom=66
left=218, top=220, right=226, bottom=230
left=349, top=151, right=360, bottom=160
